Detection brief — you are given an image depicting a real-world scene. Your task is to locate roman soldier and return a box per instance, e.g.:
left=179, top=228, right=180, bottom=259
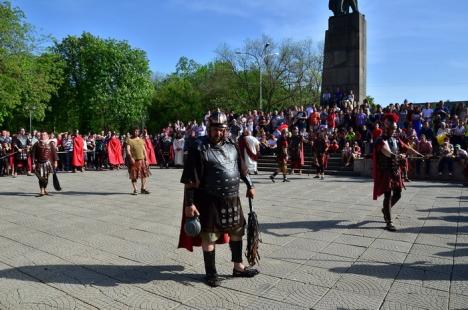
left=12, top=128, right=32, bottom=177
left=373, top=113, right=406, bottom=231
left=178, top=111, right=258, bottom=287
left=270, top=128, right=290, bottom=182
left=289, top=127, right=304, bottom=175
left=31, top=132, right=58, bottom=196
left=313, top=130, right=329, bottom=180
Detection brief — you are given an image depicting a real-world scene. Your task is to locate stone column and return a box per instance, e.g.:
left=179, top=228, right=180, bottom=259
left=321, top=12, right=367, bottom=105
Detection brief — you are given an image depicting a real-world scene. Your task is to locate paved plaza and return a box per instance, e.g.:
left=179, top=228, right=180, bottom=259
left=0, top=169, right=467, bottom=309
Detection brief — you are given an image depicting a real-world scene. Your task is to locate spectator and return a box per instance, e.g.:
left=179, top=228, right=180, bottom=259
left=416, top=134, right=433, bottom=176
left=438, top=138, right=454, bottom=176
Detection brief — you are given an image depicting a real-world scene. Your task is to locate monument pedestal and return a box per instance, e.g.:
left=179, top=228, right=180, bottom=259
left=321, top=12, right=366, bottom=104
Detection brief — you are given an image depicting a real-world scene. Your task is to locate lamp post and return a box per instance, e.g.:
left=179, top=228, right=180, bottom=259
left=235, top=43, right=276, bottom=111
left=28, top=106, right=36, bottom=134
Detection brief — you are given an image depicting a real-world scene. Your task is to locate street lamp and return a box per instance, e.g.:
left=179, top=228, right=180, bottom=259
left=235, top=43, right=277, bottom=111
left=27, top=106, right=36, bottom=134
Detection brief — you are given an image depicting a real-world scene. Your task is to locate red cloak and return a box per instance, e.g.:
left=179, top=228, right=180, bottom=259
left=372, top=139, right=404, bottom=200
left=144, top=138, right=157, bottom=165
left=72, top=135, right=85, bottom=167
left=177, top=194, right=229, bottom=252
left=108, top=137, right=124, bottom=166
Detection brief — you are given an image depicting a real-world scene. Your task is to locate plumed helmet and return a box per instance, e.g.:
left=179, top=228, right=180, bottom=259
left=184, top=216, right=201, bottom=237
left=383, top=113, right=399, bottom=130
left=207, top=111, right=228, bottom=130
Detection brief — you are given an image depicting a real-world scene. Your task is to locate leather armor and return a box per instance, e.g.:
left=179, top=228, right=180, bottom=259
left=376, top=136, right=400, bottom=175
left=200, top=141, right=241, bottom=198
left=32, top=141, right=57, bottom=163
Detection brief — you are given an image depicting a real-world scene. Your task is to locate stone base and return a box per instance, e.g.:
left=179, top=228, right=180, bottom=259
left=321, top=12, right=366, bottom=104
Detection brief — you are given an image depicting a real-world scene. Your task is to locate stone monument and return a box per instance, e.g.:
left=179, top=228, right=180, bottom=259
left=321, top=0, right=366, bottom=104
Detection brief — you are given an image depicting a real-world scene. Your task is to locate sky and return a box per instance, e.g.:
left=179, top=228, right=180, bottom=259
left=11, top=0, right=468, bottom=105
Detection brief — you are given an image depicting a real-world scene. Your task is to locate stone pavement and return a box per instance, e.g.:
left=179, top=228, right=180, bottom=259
left=0, top=169, right=466, bottom=309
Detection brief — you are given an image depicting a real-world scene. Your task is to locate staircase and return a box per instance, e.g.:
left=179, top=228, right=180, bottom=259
left=257, top=144, right=357, bottom=176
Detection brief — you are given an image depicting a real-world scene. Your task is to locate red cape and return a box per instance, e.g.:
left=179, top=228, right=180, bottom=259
left=372, top=139, right=404, bottom=200
left=177, top=193, right=229, bottom=252
left=72, top=135, right=85, bottom=167
left=108, top=137, right=124, bottom=165
left=144, top=138, right=157, bottom=165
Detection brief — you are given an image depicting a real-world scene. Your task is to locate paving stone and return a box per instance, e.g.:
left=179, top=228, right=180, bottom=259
left=320, top=242, right=367, bottom=259
left=286, top=264, right=342, bottom=288
left=262, top=278, right=328, bottom=307
left=313, top=288, right=383, bottom=310
left=449, top=293, right=468, bottom=310
left=0, top=170, right=464, bottom=309
left=359, top=247, right=408, bottom=265
left=369, top=238, right=413, bottom=253
left=385, top=282, right=449, bottom=310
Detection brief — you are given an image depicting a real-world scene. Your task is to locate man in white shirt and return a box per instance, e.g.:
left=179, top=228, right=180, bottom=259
left=239, top=130, right=260, bottom=174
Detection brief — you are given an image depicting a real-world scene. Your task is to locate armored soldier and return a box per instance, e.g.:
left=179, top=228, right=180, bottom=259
left=270, top=128, right=290, bottom=182
left=178, top=111, right=258, bottom=287
left=372, top=113, right=406, bottom=231
left=31, top=132, right=58, bottom=196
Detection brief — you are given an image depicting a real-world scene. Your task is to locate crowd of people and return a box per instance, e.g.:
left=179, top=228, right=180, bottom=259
left=1, top=99, right=467, bottom=181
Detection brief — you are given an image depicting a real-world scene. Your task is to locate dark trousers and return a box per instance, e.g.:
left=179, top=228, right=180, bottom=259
left=64, top=152, right=72, bottom=171
left=416, top=158, right=431, bottom=175
left=438, top=157, right=453, bottom=174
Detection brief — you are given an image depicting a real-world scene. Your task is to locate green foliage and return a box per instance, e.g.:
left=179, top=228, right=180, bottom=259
left=0, top=1, right=63, bottom=129
left=50, top=32, right=153, bottom=132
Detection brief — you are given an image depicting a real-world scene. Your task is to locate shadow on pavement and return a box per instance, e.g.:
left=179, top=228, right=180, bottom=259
left=260, top=220, right=349, bottom=237
left=0, top=264, right=194, bottom=286
left=330, top=262, right=468, bottom=281
left=0, top=191, right=131, bottom=196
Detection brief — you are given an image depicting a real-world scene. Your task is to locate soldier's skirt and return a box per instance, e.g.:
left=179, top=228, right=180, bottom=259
left=35, top=161, right=53, bottom=188
left=195, top=191, right=246, bottom=235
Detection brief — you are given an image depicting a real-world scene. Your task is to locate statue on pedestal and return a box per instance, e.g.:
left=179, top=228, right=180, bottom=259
left=329, top=0, right=359, bottom=16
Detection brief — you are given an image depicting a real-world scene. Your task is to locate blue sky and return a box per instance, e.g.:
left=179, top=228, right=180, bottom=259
left=12, top=0, right=468, bottom=105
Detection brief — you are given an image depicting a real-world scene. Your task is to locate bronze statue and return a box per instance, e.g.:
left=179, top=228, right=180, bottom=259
left=329, top=0, right=358, bottom=16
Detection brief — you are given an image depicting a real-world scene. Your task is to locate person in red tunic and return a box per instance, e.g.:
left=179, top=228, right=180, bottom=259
left=107, top=133, right=124, bottom=169
left=72, top=131, right=85, bottom=172
left=270, top=128, right=290, bottom=182
left=143, top=131, right=157, bottom=166
left=289, top=127, right=304, bottom=175
left=373, top=113, right=406, bottom=231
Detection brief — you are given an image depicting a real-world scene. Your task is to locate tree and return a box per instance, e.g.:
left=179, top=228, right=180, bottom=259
left=216, top=35, right=323, bottom=112
left=50, top=32, right=153, bottom=132
left=0, top=1, right=63, bottom=128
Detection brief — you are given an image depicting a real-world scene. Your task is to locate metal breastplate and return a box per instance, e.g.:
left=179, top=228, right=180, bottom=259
left=37, top=143, right=52, bottom=163
left=201, top=142, right=240, bottom=198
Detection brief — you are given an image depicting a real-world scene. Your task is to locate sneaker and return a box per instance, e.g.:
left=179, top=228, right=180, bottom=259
left=448, top=173, right=453, bottom=176
left=141, top=189, right=150, bottom=194
left=314, top=175, right=320, bottom=179
left=283, top=178, right=290, bottom=182
left=131, top=190, right=138, bottom=195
